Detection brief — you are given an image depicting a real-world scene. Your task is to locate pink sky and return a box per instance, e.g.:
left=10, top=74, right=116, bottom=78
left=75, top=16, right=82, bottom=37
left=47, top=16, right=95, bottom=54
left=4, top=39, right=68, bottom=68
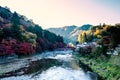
left=0, top=0, right=120, bottom=28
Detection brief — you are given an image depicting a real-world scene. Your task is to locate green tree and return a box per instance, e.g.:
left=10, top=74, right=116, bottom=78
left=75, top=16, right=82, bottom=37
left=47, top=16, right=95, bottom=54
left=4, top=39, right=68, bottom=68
left=57, top=35, right=63, bottom=42
left=78, top=34, right=82, bottom=43
left=83, top=32, right=87, bottom=42
left=78, top=32, right=87, bottom=43
left=2, top=27, right=12, bottom=39
left=11, top=12, right=20, bottom=25
left=107, top=25, right=120, bottom=47
left=11, top=24, right=22, bottom=41
left=26, top=25, right=43, bottom=38
left=34, top=25, right=43, bottom=38
left=0, top=30, right=3, bottom=42
left=22, top=32, right=37, bottom=47
left=0, top=6, right=11, bottom=19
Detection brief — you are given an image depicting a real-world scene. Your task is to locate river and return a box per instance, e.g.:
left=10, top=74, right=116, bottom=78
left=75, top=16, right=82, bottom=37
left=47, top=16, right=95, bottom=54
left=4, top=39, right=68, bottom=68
left=1, top=50, right=97, bottom=80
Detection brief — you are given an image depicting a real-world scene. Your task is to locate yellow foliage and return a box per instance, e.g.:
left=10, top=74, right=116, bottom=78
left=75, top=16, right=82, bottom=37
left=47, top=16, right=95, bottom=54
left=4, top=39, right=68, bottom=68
left=94, top=28, right=101, bottom=35
left=97, top=35, right=102, bottom=38
left=22, top=31, right=37, bottom=47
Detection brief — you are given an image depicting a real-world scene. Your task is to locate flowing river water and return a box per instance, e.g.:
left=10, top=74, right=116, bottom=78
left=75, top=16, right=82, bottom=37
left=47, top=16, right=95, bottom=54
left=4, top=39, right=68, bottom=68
left=1, top=50, right=97, bottom=80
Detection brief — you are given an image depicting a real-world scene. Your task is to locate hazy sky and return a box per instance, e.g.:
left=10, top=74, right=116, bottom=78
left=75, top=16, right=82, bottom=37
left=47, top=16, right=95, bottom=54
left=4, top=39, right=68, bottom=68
left=0, top=0, right=120, bottom=29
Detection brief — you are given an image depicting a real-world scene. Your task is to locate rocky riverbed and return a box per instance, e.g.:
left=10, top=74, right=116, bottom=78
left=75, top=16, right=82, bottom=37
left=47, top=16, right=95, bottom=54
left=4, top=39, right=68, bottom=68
left=0, top=50, right=98, bottom=80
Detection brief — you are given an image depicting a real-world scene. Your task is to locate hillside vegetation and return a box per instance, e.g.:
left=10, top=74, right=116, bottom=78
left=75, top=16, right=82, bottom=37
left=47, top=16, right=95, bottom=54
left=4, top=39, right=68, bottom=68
left=48, top=24, right=92, bottom=44
left=76, top=23, right=120, bottom=80
left=0, top=6, right=65, bottom=56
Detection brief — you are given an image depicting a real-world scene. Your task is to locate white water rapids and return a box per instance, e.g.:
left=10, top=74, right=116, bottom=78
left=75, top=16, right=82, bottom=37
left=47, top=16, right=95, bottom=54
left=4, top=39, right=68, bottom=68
left=1, top=50, right=96, bottom=80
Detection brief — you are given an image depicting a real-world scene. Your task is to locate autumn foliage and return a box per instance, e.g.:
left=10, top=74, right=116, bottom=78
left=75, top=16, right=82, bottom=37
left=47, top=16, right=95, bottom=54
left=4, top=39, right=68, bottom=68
left=0, top=42, right=35, bottom=56
left=16, top=42, right=35, bottom=55
left=0, top=6, right=65, bottom=56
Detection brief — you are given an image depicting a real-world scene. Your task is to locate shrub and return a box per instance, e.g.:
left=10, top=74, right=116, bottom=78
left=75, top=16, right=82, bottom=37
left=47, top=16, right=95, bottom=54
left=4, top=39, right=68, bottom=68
left=0, top=44, right=6, bottom=56
left=5, top=45, right=14, bottom=55
left=16, top=42, right=35, bottom=55
left=0, top=44, right=14, bottom=56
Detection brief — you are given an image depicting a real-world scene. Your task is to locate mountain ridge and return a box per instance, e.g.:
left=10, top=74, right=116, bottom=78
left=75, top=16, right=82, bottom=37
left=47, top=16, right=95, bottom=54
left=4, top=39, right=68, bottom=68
left=47, top=24, right=92, bottom=44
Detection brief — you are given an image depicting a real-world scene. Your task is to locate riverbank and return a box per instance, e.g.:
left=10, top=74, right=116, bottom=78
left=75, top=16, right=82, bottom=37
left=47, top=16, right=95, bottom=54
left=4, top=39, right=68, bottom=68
left=0, top=50, right=68, bottom=78
left=0, top=50, right=95, bottom=80
left=74, top=52, right=120, bottom=80
left=0, top=58, right=62, bottom=78
left=0, top=50, right=73, bottom=78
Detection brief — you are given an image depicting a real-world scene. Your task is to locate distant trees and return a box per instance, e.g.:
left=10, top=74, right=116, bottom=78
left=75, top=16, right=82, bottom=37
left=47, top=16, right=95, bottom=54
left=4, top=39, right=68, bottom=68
left=22, top=32, right=37, bottom=47
left=57, top=35, right=64, bottom=42
left=0, top=6, right=11, bottom=19
left=44, top=30, right=63, bottom=43
left=78, top=32, right=93, bottom=43
left=77, top=23, right=120, bottom=57
left=11, top=12, right=20, bottom=24
left=2, top=27, right=12, bottom=39
left=106, top=25, right=120, bottom=47
left=26, top=25, right=43, bottom=38
left=11, top=24, right=23, bottom=41
left=0, top=30, right=4, bottom=42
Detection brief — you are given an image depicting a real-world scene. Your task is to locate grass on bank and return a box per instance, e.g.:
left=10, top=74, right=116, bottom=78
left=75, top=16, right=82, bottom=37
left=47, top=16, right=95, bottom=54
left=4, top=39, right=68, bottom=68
left=74, top=47, right=120, bottom=80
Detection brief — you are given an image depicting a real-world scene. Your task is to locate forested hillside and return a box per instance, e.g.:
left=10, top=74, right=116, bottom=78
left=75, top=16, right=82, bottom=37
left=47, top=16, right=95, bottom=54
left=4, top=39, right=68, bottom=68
left=77, top=23, right=120, bottom=47
left=0, top=6, right=65, bottom=56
